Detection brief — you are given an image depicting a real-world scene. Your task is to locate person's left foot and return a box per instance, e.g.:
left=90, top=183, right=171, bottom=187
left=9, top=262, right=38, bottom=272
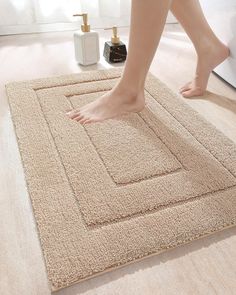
left=180, top=42, right=230, bottom=98
left=66, top=85, right=145, bottom=124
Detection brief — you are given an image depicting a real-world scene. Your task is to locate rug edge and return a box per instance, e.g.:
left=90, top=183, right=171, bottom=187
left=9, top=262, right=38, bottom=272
left=51, top=220, right=236, bottom=292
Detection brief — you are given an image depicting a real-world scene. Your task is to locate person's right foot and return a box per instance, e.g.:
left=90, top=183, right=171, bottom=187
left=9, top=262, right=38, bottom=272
left=180, top=42, right=230, bottom=98
left=66, top=85, right=145, bottom=124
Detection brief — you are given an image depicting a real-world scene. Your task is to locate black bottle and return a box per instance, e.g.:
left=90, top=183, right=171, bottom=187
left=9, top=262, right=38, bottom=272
left=103, top=26, right=127, bottom=63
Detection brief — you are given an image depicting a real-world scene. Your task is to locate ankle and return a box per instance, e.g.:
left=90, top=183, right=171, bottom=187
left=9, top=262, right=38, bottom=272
left=114, top=81, right=144, bottom=98
left=109, top=83, right=145, bottom=107
left=118, top=76, right=145, bottom=93
left=196, top=38, right=228, bottom=57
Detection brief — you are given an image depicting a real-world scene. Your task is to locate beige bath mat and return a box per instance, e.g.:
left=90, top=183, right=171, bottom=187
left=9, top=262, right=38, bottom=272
left=6, top=67, right=236, bottom=291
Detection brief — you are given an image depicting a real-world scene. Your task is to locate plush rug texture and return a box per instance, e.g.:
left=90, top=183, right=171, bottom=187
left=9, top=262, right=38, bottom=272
left=6, top=67, right=236, bottom=291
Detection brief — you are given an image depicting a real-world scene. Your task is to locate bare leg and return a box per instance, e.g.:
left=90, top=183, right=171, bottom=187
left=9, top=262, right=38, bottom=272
left=67, top=0, right=172, bottom=124
left=170, top=0, right=229, bottom=97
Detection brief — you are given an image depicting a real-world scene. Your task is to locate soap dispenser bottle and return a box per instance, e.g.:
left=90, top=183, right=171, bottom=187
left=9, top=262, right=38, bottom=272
left=103, top=26, right=127, bottom=63
left=73, top=13, right=100, bottom=66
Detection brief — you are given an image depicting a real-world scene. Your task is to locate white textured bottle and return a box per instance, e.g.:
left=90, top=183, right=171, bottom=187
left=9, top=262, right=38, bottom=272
left=73, top=13, right=100, bottom=66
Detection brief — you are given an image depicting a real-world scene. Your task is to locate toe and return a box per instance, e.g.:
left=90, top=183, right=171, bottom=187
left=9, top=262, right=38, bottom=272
left=82, top=119, right=94, bottom=125
left=74, top=114, right=84, bottom=121
left=181, top=88, right=204, bottom=98
left=81, top=115, right=102, bottom=124
left=67, top=110, right=80, bottom=119
left=79, top=117, right=90, bottom=124
left=181, top=90, right=192, bottom=98
left=179, top=83, right=191, bottom=93
left=179, top=86, right=191, bottom=93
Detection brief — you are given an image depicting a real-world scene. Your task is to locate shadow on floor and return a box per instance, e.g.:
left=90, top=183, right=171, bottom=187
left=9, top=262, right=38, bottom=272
left=187, top=90, right=236, bottom=115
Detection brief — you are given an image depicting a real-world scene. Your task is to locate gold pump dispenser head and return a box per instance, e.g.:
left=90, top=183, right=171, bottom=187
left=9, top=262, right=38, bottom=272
left=104, top=26, right=120, bottom=44
left=73, top=13, right=90, bottom=32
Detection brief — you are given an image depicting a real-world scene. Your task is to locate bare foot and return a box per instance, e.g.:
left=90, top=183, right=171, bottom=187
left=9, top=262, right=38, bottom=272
left=180, top=42, right=230, bottom=98
left=66, top=85, right=145, bottom=124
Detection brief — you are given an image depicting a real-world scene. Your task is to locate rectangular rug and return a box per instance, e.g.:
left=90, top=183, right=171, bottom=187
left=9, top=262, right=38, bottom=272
left=6, top=67, right=236, bottom=292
